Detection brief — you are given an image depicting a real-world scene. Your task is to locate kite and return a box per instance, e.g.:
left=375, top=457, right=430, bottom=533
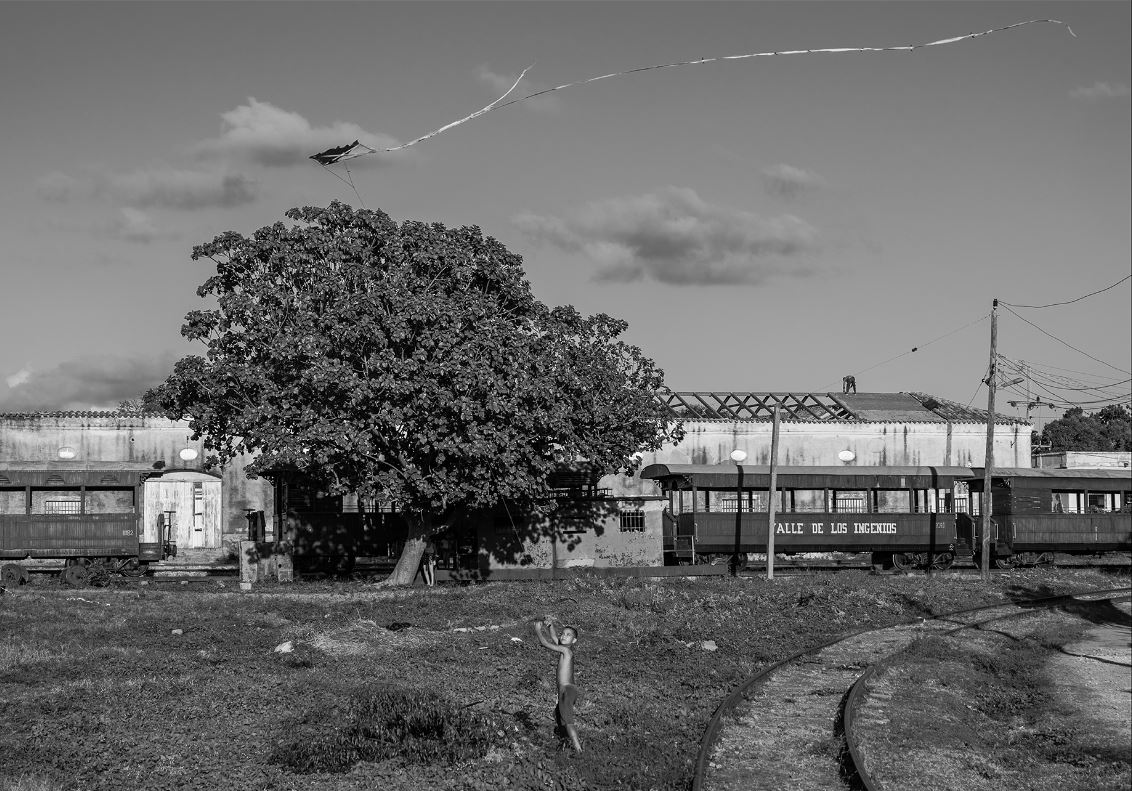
left=311, top=18, right=1075, bottom=168
left=310, top=140, right=375, bottom=165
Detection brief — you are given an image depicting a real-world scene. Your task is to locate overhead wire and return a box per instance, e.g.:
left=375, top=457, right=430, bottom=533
left=1001, top=274, right=1131, bottom=309
left=999, top=305, right=1131, bottom=376
left=818, top=312, right=990, bottom=391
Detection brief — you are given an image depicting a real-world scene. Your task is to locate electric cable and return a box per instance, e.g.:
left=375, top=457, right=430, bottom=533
left=1001, top=274, right=1131, bottom=309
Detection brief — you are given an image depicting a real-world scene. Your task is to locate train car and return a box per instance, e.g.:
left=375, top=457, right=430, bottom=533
left=962, top=468, right=1132, bottom=568
left=641, top=464, right=974, bottom=570
left=0, top=462, right=167, bottom=585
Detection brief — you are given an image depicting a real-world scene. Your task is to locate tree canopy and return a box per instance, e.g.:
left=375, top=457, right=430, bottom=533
left=1038, top=405, right=1132, bottom=453
left=144, top=202, right=682, bottom=583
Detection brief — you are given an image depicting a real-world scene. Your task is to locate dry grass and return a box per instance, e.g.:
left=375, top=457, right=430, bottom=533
left=0, top=567, right=1127, bottom=791
left=856, top=610, right=1131, bottom=791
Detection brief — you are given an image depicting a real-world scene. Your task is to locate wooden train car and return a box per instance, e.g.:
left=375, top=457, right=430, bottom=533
left=962, top=468, right=1132, bottom=568
left=0, top=462, right=165, bottom=585
left=640, top=464, right=974, bottom=570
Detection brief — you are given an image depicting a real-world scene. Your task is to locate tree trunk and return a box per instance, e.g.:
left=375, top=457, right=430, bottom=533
left=381, top=515, right=432, bottom=587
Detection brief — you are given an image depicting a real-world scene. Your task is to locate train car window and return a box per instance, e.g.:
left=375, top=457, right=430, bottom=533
left=85, top=487, right=135, bottom=513
left=717, top=494, right=742, bottom=512
left=31, top=488, right=81, bottom=514
left=0, top=488, right=26, bottom=514
left=749, top=491, right=783, bottom=512
left=1087, top=493, right=1117, bottom=513
left=832, top=490, right=868, bottom=513
left=873, top=489, right=912, bottom=514
left=44, top=500, right=81, bottom=515
left=790, top=489, right=826, bottom=513
left=1051, top=491, right=1083, bottom=514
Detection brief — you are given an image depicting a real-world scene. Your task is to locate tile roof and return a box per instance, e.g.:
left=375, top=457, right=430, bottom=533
left=0, top=410, right=169, bottom=419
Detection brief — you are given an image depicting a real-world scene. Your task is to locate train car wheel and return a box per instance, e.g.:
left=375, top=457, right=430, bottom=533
left=1035, top=552, right=1055, bottom=566
left=994, top=556, right=1019, bottom=570
left=118, top=558, right=149, bottom=578
left=1, top=563, right=28, bottom=586
left=891, top=552, right=916, bottom=571
left=62, top=564, right=90, bottom=587
left=930, top=553, right=955, bottom=571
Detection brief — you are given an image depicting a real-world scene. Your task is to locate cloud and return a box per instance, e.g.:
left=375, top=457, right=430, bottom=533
left=476, top=66, right=562, bottom=112
left=513, top=187, right=820, bottom=285
left=1069, top=81, right=1130, bottom=100
left=0, top=353, right=179, bottom=412
left=762, top=164, right=826, bottom=199
left=107, top=208, right=179, bottom=243
left=195, top=97, right=401, bottom=167
left=107, top=169, right=256, bottom=209
left=36, top=167, right=257, bottom=210
left=36, top=171, right=94, bottom=203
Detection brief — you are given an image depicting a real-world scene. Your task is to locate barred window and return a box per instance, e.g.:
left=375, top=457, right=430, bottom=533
left=619, top=508, right=645, bottom=532
left=45, top=500, right=81, bottom=515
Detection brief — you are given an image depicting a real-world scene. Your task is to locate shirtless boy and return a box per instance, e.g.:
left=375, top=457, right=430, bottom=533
left=533, top=619, right=583, bottom=753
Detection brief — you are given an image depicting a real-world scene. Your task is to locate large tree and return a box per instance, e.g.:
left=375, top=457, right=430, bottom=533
left=144, top=202, right=682, bottom=584
left=1039, top=405, right=1132, bottom=453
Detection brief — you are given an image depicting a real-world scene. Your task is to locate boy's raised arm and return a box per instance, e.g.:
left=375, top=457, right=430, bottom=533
left=532, top=620, right=562, bottom=651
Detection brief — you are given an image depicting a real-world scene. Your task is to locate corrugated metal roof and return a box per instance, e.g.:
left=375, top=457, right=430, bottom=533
left=835, top=393, right=941, bottom=422
left=905, top=393, right=1024, bottom=425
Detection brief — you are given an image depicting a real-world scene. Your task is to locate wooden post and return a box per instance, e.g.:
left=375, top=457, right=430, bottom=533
left=980, top=299, right=998, bottom=580
left=767, top=406, right=781, bottom=580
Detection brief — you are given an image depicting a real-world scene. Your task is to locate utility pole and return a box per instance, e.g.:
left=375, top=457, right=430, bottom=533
left=980, top=299, right=998, bottom=580
left=766, top=405, right=781, bottom=580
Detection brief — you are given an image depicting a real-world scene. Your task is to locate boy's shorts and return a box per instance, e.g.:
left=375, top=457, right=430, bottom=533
left=556, top=684, right=578, bottom=725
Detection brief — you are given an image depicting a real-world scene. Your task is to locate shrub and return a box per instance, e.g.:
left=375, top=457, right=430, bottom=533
left=271, top=685, right=504, bottom=773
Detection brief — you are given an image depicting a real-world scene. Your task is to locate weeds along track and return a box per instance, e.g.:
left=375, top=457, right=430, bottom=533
left=844, top=590, right=1132, bottom=791
left=695, top=587, right=1132, bottom=791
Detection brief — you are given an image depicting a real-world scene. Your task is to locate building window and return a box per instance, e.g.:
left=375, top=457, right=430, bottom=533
left=45, top=500, right=81, bottom=515
left=619, top=508, right=645, bottom=532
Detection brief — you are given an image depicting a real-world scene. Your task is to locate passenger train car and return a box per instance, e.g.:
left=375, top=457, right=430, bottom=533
left=641, top=464, right=1131, bottom=570
left=0, top=462, right=169, bottom=585
left=962, top=468, right=1132, bottom=568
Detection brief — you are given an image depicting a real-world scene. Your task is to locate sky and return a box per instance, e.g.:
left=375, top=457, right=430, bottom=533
left=1, top=1, right=1129, bottom=429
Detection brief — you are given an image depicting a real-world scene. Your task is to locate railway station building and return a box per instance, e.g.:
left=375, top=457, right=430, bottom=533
left=0, top=391, right=1030, bottom=574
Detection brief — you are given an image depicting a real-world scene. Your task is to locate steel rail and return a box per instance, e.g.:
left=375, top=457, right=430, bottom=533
left=691, top=585, right=1132, bottom=791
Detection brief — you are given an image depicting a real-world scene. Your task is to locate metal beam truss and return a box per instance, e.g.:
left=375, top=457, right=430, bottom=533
left=655, top=392, right=858, bottom=422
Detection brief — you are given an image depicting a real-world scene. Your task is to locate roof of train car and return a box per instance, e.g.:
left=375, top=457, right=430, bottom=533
left=0, top=461, right=161, bottom=487
left=640, top=464, right=974, bottom=489
left=974, top=467, right=1132, bottom=482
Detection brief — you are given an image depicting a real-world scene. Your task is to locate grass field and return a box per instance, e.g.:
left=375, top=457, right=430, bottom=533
left=1, top=568, right=1128, bottom=791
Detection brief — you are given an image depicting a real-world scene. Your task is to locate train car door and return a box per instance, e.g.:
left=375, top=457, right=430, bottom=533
left=143, top=472, right=222, bottom=550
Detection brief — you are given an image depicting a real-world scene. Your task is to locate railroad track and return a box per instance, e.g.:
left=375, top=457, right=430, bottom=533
left=694, top=587, right=1132, bottom=791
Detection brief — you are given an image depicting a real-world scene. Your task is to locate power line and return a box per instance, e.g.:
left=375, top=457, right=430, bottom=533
left=1001, top=274, right=1131, bottom=309
left=819, top=312, right=990, bottom=391
left=1000, top=305, right=1131, bottom=376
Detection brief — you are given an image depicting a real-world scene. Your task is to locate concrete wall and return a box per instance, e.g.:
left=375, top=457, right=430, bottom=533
left=604, top=419, right=1031, bottom=498
left=476, top=499, right=665, bottom=570
left=0, top=414, right=273, bottom=562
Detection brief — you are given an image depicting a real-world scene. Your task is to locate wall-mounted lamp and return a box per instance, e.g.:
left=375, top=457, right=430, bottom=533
left=838, top=450, right=856, bottom=463
left=729, top=449, right=748, bottom=464
left=57, top=446, right=76, bottom=460
left=178, top=448, right=199, bottom=461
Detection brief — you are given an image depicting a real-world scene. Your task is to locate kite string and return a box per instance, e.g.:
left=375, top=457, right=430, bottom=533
left=330, top=18, right=1074, bottom=159
left=320, top=162, right=369, bottom=209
